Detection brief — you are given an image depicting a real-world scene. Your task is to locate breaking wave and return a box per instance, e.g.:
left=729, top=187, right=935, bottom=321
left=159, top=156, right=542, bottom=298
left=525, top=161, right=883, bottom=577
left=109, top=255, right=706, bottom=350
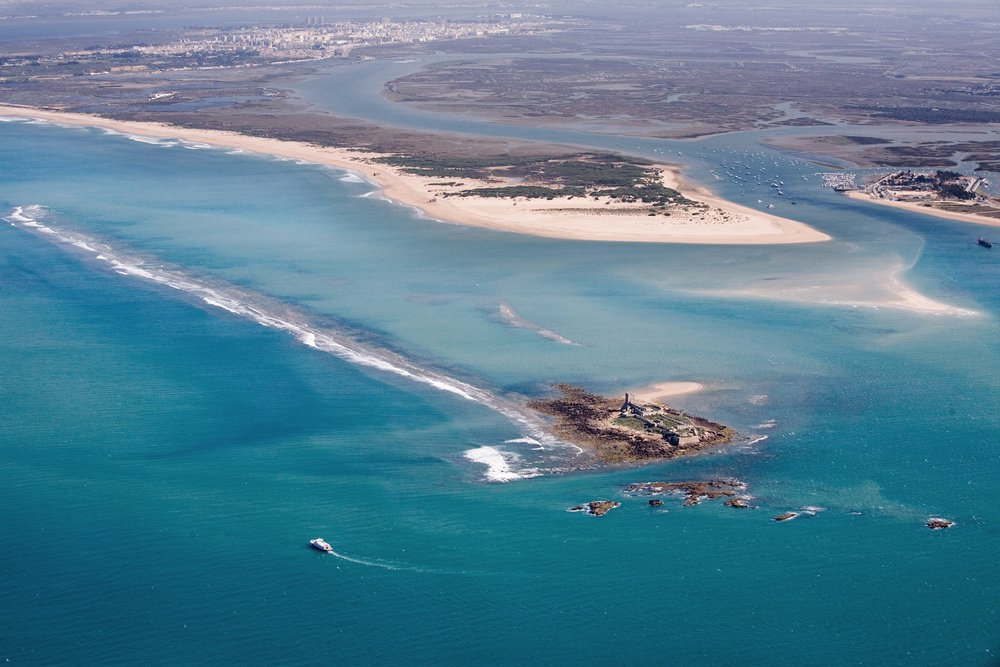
left=463, top=445, right=541, bottom=483
left=5, top=205, right=561, bottom=449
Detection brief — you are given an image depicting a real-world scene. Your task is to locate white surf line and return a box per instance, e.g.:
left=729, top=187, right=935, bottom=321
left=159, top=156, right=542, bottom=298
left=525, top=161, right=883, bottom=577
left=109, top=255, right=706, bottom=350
left=5, top=205, right=568, bottom=451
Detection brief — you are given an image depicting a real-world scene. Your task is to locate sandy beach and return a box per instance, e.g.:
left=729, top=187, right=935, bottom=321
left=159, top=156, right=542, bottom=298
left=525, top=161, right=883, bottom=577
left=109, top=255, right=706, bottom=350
left=845, top=190, right=1000, bottom=229
left=0, top=104, right=829, bottom=245
left=631, top=381, right=705, bottom=403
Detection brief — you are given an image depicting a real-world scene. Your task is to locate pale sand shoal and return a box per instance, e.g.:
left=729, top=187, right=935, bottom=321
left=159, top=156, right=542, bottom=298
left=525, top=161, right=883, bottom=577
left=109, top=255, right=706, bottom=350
left=704, top=287, right=976, bottom=316
left=696, top=259, right=979, bottom=316
left=630, top=381, right=704, bottom=404
left=883, top=265, right=979, bottom=316
left=0, top=104, right=830, bottom=245
left=845, top=190, right=1000, bottom=229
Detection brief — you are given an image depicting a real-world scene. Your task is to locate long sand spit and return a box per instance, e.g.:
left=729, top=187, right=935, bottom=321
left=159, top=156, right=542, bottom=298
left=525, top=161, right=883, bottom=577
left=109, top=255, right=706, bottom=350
left=0, top=104, right=829, bottom=245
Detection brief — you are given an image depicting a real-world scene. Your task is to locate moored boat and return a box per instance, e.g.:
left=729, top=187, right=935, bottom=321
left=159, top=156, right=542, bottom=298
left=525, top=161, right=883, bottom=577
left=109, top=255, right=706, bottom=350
left=978, top=237, right=993, bottom=248
left=310, top=538, right=333, bottom=552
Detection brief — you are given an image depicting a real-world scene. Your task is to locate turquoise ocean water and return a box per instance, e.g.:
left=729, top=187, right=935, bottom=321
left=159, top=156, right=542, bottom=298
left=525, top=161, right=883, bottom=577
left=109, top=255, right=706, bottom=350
left=2, top=69, right=1000, bottom=664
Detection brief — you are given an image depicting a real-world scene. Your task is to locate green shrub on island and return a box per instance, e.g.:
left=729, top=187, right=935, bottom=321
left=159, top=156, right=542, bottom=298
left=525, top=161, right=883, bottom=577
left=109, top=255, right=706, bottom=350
left=374, top=152, right=699, bottom=206
left=454, top=185, right=587, bottom=199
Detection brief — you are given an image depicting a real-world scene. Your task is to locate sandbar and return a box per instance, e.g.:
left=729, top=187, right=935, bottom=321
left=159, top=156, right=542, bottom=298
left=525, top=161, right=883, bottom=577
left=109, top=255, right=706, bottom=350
left=0, top=103, right=829, bottom=245
left=845, top=190, right=1000, bottom=229
left=631, top=381, right=704, bottom=403
left=693, top=260, right=979, bottom=316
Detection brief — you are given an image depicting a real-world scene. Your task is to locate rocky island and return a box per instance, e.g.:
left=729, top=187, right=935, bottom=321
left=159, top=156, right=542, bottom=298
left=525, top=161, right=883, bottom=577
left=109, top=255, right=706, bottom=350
left=527, top=384, right=733, bottom=464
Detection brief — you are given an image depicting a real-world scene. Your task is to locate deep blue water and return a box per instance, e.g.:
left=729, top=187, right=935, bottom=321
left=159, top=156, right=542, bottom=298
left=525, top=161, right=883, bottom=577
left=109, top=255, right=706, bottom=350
left=2, top=104, right=999, bottom=665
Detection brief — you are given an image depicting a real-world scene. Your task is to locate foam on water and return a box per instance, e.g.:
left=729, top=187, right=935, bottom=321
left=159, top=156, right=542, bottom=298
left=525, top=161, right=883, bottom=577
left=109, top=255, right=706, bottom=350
left=96, top=127, right=183, bottom=150
left=5, top=205, right=564, bottom=454
left=324, top=548, right=409, bottom=571
left=505, top=436, right=541, bottom=445
left=338, top=173, right=366, bottom=184
left=125, top=134, right=178, bottom=147
left=497, top=302, right=578, bottom=346
left=463, top=445, right=540, bottom=482
left=320, top=546, right=470, bottom=575
left=809, top=481, right=929, bottom=521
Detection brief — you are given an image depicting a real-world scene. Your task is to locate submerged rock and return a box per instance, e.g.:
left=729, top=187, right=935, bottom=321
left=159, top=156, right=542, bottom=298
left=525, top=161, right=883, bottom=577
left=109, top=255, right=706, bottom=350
left=724, top=498, right=749, bottom=509
left=926, top=517, right=955, bottom=530
left=625, top=479, right=746, bottom=508
left=648, top=499, right=663, bottom=507
left=773, top=512, right=799, bottom=522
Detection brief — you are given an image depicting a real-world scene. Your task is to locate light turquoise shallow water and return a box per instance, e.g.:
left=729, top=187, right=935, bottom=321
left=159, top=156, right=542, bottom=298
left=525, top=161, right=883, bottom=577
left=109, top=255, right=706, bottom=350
left=1, top=107, right=999, bottom=665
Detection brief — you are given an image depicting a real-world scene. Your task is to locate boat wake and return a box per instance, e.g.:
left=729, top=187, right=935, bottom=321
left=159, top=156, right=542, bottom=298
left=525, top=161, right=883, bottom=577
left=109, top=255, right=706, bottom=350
left=324, top=548, right=413, bottom=571
left=5, top=205, right=564, bottom=452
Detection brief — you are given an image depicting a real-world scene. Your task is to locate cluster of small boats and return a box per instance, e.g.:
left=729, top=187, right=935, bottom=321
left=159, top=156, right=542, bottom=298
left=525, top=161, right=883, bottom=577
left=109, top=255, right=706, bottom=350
left=705, top=147, right=804, bottom=206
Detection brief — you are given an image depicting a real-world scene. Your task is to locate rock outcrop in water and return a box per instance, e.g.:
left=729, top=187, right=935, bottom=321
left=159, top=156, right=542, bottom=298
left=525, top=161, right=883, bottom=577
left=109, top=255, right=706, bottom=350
left=624, top=479, right=748, bottom=507
left=569, top=500, right=621, bottom=516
